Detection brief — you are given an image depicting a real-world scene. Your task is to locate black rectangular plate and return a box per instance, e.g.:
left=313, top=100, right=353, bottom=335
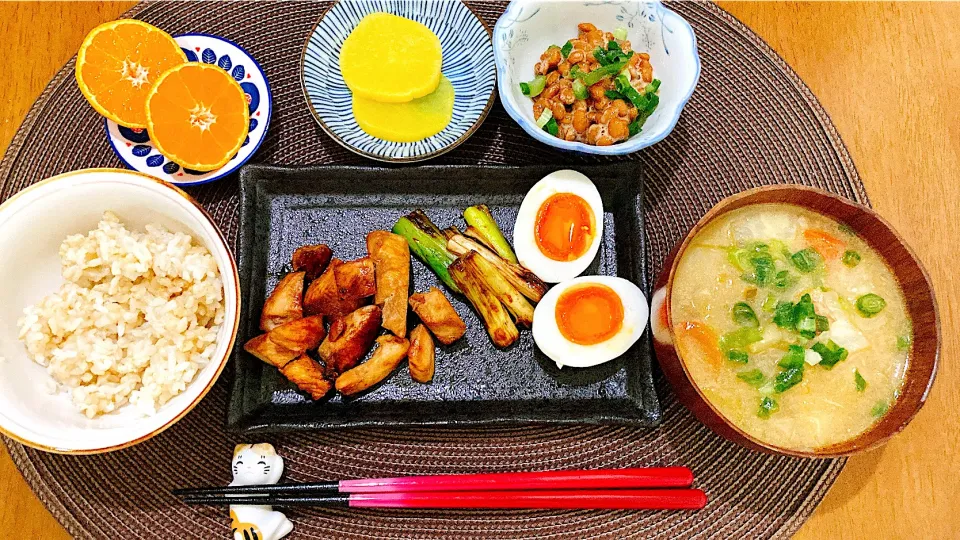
left=228, top=163, right=659, bottom=433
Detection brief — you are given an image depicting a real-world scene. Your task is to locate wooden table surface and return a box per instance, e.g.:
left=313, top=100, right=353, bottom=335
left=1, top=2, right=956, bottom=538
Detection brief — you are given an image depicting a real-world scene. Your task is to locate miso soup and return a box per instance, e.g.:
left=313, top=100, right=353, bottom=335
left=671, top=204, right=910, bottom=451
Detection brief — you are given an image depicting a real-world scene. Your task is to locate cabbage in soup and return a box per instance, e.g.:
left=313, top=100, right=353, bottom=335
left=671, top=204, right=910, bottom=451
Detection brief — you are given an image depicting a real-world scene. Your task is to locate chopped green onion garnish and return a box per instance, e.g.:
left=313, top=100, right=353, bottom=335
left=732, top=302, right=760, bottom=327
left=796, top=316, right=817, bottom=337
left=774, top=367, right=803, bottom=393
left=897, top=334, right=912, bottom=351
left=607, top=40, right=621, bottom=51
left=605, top=89, right=626, bottom=100
left=576, top=59, right=630, bottom=86
left=758, top=396, right=779, bottom=418
left=593, top=46, right=610, bottom=66
left=627, top=118, right=642, bottom=137
left=856, top=293, right=886, bottom=317
left=645, top=79, right=662, bottom=93
left=812, top=340, right=849, bottom=368
left=816, top=315, right=830, bottom=333
left=773, top=270, right=796, bottom=290
left=762, top=295, right=777, bottom=312
left=871, top=400, right=889, bottom=417
left=613, top=27, right=628, bottom=41
left=737, top=369, right=765, bottom=387
left=790, top=248, right=821, bottom=273
left=778, top=345, right=806, bottom=370
left=572, top=79, right=589, bottom=100
left=543, top=116, right=559, bottom=136
left=855, top=370, right=867, bottom=392
left=520, top=75, right=546, bottom=97
left=727, top=349, right=749, bottom=363
left=842, top=250, right=861, bottom=267
left=719, top=327, right=764, bottom=352
left=535, top=108, right=553, bottom=128
left=773, top=301, right=796, bottom=329
left=560, top=40, right=573, bottom=58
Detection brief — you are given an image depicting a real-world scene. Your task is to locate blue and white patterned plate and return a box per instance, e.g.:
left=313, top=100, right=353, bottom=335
left=105, top=33, right=272, bottom=186
left=301, top=0, right=496, bottom=163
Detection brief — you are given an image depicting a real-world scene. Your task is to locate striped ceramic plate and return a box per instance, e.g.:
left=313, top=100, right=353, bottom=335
left=301, top=0, right=496, bottom=163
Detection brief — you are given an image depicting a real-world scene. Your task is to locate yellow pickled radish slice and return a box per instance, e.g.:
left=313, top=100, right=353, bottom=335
left=339, top=12, right=442, bottom=103
left=352, top=75, right=454, bottom=142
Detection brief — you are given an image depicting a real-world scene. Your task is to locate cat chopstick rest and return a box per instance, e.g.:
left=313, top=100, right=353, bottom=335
left=229, top=443, right=294, bottom=540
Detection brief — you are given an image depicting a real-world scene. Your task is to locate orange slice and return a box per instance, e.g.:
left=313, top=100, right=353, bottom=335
left=145, top=63, right=250, bottom=172
left=76, top=20, right=187, bottom=128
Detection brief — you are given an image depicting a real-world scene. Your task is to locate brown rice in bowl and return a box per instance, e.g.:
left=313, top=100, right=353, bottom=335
left=17, top=211, right=225, bottom=418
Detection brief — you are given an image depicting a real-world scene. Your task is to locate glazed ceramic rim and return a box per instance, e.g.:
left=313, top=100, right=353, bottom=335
left=493, top=0, right=701, bottom=155
left=0, top=168, right=241, bottom=454
left=104, top=33, right=273, bottom=186
left=298, top=0, right=497, bottom=163
left=659, top=184, right=940, bottom=458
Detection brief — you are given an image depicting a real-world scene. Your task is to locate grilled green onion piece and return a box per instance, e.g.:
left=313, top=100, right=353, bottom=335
left=393, top=211, right=461, bottom=293
left=842, top=250, right=862, bottom=267
left=520, top=75, right=547, bottom=97
left=449, top=258, right=518, bottom=348
left=856, top=293, right=886, bottom=317
left=463, top=204, right=518, bottom=264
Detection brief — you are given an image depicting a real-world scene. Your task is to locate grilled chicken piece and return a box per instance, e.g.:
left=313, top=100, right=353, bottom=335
left=243, top=315, right=326, bottom=368
left=292, top=244, right=332, bottom=280
left=334, top=257, right=377, bottom=299
left=408, top=287, right=467, bottom=345
left=260, top=271, right=305, bottom=331
left=335, top=335, right=410, bottom=395
left=280, top=354, right=333, bottom=400
left=407, top=324, right=435, bottom=383
left=243, top=334, right=299, bottom=368
left=304, top=259, right=370, bottom=318
left=318, top=305, right=382, bottom=374
left=366, top=231, right=410, bottom=336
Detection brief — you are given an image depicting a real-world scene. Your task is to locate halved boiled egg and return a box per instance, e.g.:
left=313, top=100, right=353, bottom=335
left=532, top=276, right=649, bottom=368
left=513, top=170, right=603, bottom=283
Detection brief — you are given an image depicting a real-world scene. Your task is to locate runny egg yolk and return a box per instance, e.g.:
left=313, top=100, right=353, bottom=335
left=555, top=283, right=624, bottom=345
left=534, top=193, right=596, bottom=261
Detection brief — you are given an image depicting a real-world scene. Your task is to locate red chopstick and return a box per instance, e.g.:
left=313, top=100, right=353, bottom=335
left=181, top=489, right=707, bottom=510
left=174, top=467, right=695, bottom=499
left=339, top=467, right=694, bottom=493
left=347, top=489, right=707, bottom=510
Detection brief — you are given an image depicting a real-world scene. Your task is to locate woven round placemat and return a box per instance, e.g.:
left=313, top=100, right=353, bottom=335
left=1, top=1, right=862, bottom=538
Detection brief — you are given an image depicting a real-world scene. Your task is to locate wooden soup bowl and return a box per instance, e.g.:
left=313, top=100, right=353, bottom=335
left=650, top=185, right=940, bottom=457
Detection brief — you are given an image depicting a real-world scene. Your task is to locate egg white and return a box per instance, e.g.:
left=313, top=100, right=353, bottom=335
left=532, top=276, right=649, bottom=369
left=513, top=170, right=604, bottom=283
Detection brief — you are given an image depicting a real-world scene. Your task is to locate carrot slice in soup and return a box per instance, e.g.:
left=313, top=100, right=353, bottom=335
left=804, top=229, right=845, bottom=260
left=676, top=321, right=723, bottom=368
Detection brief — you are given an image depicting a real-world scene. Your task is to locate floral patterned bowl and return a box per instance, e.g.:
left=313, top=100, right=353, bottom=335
left=493, top=0, right=700, bottom=155
left=105, top=33, right=272, bottom=186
